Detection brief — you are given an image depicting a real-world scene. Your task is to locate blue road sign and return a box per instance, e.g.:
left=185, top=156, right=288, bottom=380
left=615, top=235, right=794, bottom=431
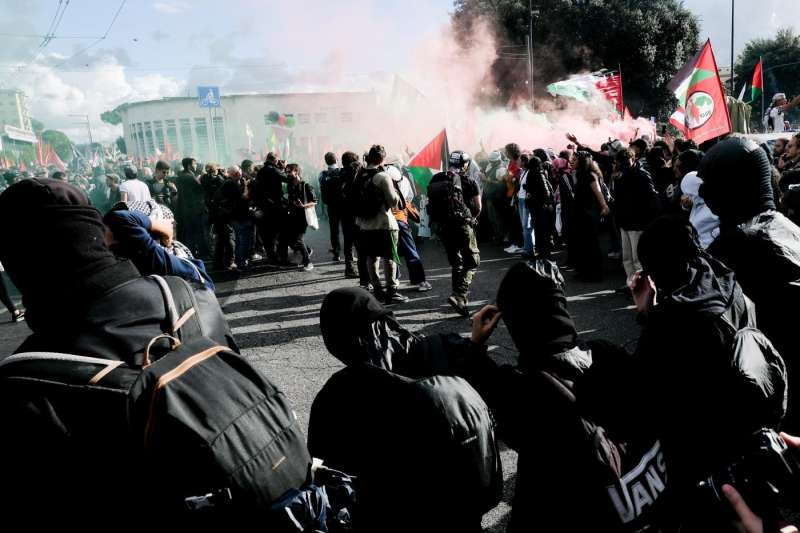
left=198, top=86, right=221, bottom=108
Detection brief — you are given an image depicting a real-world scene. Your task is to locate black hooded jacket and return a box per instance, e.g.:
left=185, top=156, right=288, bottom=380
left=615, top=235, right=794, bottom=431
left=309, top=288, right=499, bottom=533
left=451, top=261, right=668, bottom=533
left=699, top=137, right=800, bottom=431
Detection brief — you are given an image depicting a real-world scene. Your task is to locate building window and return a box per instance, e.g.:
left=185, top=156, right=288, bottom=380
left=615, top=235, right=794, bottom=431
left=143, top=122, right=155, bottom=155
left=165, top=119, right=178, bottom=154
left=152, top=120, right=166, bottom=153
left=298, top=113, right=310, bottom=124
left=314, top=113, right=327, bottom=124
left=194, top=118, right=209, bottom=160
left=340, top=112, right=353, bottom=123
left=179, top=118, right=193, bottom=156
left=135, top=123, right=146, bottom=159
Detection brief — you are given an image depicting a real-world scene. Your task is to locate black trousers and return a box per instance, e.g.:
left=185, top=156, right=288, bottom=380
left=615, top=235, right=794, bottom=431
left=213, top=221, right=234, bottom=269
left=328, top=207, right=342, bottom=256
left=341, top=215, right=358, bottom=266
left=279, top=226, right=310, bottom=265
left=257, top=209, right=283, bottom=261
left=0, top=271, right=17, bottom=315
left=179, top=213, right=210, bottom=259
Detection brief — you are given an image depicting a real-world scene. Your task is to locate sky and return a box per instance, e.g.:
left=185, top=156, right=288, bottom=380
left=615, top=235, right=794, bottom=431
left=0, top=0, right=796, bottom=142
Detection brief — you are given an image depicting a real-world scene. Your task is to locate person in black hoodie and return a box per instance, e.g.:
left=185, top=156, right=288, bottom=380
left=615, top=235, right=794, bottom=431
left=449, top=260, right=669, bottom=532
left=630, top=215, right=787, bottom=531
left=698, top=137, right=800, bottom=433
left=612, top=148, right=660, bottom=287
left=308, top=287, right=502, bottom=533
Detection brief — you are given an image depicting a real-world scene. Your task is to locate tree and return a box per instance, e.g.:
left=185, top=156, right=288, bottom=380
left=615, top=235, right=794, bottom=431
left=30, top=118, right=45, bottom=135
left=41, top=130, right=74, bottom=162
left=452, top=0, right=700, bottom=120
left=735, top=28, right=800, bottom=118
left=100, top=108, right=122, bottom=126
left=115, top=136, right=127, bottom=155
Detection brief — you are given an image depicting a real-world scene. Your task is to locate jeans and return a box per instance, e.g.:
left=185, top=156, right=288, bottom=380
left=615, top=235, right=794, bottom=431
left=397, top=221, right=426, bottom=284
left=232, top=219, right=253, bottom=268
left=518, top=202, right=535, bottom=254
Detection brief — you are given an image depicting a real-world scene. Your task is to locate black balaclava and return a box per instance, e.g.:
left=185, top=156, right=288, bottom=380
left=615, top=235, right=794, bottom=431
left=638, top=215, right=735, bottom=315
left=0, top=178, right=127, bottom=331
left=698, top=137, right=775, bottom=225
left=320, top=287, right=415, bottom=370
left=496, top=260, right=578, bottom=367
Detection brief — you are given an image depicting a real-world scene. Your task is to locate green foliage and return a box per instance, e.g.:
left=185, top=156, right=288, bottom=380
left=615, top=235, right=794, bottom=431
left=735, top=28, right=800, bottom=106
left=100, top=108, right=123, bottom=126
left=452, top=0, right=701, bottom=119
left=30, top=118, right=45, bottom=135
left=41, top=129, right=73, bottom=162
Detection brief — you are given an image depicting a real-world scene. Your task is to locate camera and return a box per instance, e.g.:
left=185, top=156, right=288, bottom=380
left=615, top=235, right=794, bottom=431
left=696, top=428, right=799, bottom=520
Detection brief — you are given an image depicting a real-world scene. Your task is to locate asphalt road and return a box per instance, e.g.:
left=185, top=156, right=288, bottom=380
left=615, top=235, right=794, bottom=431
left=0, top=223, right=640, bottom=531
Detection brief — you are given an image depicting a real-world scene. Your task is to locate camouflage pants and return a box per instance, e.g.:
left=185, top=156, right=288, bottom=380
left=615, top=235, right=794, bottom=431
left=441, top=223, right=480, bottom=299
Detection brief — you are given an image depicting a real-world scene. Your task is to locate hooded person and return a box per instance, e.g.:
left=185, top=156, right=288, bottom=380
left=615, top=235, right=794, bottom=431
left=698, top=136, right=800, bottom=432
left=447, top=260, right=668, bottom=533
left=0, top=178, right=235, bottom=364
left=631, top=215, right=787, bottom=530
left=308, top=287, right=502, bottom=533
left=679, top=171, right=719, bottom=249
left=103, top=199, right=214, bottom=290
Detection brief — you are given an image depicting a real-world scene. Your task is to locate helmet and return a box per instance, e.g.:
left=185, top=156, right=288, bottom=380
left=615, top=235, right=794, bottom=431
left=448, top=151, right=471, bottom=174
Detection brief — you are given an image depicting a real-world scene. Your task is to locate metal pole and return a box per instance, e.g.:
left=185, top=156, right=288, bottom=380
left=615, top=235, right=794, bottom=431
left=730, top=0, right=735, bottom=95
left=528, top=0, right=534, bottom=111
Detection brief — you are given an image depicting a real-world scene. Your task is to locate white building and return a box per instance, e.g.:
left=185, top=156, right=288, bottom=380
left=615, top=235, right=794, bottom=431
left=116, top=90, right=384, bottom=166
left=0, top=89, right=36, bottom=147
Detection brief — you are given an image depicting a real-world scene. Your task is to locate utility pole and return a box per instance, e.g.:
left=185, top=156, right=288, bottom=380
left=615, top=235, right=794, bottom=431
left=528, top=0, right=535, bottom=111
left=69, top=114, right=94, bottom=161
left=730, top=0, right=735, bottom=96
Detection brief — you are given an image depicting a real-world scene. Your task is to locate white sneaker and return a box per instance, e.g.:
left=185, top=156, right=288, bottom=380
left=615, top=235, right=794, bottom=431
left=607, top=251, right=621, bottom=259
left=503, top=245, right=517, bottom=253
left=301, top=263, right=314, bottom=272
left=417, top=281, right=432, bottom=292
left=250, top=253, right=263, bottom=261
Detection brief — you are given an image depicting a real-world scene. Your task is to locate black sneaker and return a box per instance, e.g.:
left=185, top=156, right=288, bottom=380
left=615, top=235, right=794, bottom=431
left=447, top=295, right=469, bottom=316
left=332, top=255, right=342, bottom=262
left=385, top=291, right=409, bottom=305
left=345, top=266, right=359, bottom=279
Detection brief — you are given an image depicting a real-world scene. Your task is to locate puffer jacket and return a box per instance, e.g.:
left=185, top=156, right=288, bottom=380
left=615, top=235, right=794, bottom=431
left=707, top=210, right=800, bottom=431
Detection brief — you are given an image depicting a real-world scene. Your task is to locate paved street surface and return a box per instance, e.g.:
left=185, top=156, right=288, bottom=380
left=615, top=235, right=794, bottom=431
left=0, top=225, right=640, bottom=531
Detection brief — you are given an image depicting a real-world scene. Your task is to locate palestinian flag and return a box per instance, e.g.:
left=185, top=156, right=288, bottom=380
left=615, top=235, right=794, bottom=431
left=751, top=58, right=763, bottom=103
left=668, top=40, right=731, bottom=145
left=406, top=129, right=449, bottom=191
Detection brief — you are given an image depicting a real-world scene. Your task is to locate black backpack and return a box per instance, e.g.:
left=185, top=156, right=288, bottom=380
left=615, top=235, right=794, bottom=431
left=319, top=168, right=342, bottom=207
left=426, top=170, right=472, bottom=225
left=0, top=275, right=310, bottom=523
left=351, top=166, right=386, bottom=220
left=308, top=361, right=503, bottom=532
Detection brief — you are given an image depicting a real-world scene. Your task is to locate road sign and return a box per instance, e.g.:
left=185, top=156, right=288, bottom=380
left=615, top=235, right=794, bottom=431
left=198, top=86, right=221, bottom=108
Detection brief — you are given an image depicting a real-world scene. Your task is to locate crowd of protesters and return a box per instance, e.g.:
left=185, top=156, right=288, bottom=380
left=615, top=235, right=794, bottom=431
left=1, top=127, right=800, bottom=532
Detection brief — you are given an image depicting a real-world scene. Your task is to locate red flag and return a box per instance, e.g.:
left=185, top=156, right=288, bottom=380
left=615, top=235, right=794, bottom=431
left=44, top=145, right=66, bottom=171
left=751, top=58, right=763, bottom=102
left=668, top=40, right=731, bottom=144
left=36, top=141, right=44, bottom=166
left=407, top=129, right=450, bottom=191
left=595, top=73, right=624, bottom=115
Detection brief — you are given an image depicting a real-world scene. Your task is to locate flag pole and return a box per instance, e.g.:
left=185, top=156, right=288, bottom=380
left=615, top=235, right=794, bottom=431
left=730, top=0, right=735, bottom=96
left=618, top=63, right=625, bottom=116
